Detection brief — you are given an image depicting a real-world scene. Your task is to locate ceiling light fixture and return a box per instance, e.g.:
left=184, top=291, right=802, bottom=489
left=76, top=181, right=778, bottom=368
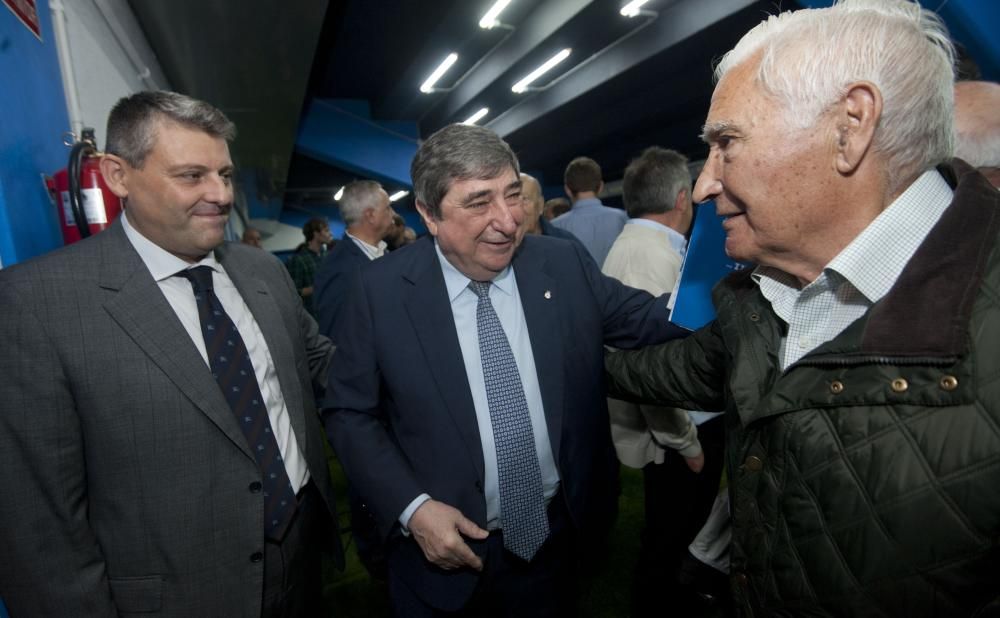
left=512, top=48, right=571, bottom=93
left=479, top=0, right=512, bottom=29
left=420, top=53, right=458, bottom=93
left=462, top=108, right=490, bottom=125
left=620, top=0, right=650, bottom=17
left=334, top=186, right=344, bottom=201
left=389, top=191, right=409, bottom=202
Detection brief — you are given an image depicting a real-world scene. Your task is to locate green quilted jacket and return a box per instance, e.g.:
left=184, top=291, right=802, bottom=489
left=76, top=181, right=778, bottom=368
left=606, top=161, right=1000, bottom=617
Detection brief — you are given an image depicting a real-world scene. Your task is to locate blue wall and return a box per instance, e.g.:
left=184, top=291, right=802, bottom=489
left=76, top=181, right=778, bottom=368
left=0, top=3, right=71, bottom=266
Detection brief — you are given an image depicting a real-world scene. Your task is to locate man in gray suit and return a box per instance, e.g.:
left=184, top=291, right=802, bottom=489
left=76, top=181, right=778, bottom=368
left=0, top=91, right=341, bottom=616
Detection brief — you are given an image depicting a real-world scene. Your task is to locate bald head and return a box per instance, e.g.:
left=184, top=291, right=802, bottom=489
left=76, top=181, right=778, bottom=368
left=520, top=173, right=544, bottom=234
left=954, top=80, right=1000, bottom=187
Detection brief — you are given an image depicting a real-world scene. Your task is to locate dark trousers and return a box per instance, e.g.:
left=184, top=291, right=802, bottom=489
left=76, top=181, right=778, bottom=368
left=389, top=495, right=576, bottom=618
left=632, top=415, right=726, bottom=617
left=262, top=480, right=327, bottom=618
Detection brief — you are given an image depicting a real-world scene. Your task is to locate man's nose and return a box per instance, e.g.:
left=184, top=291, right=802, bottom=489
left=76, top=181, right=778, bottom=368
left=204, top=174, right=232, bottom=204
left=693, top=151, right=723, bottom=204
left=492, top=199, right=519, bottom=234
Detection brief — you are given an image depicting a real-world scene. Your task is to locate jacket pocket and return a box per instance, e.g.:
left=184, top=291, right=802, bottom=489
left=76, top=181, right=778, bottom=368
left=108, top=575, right=163, bottom=614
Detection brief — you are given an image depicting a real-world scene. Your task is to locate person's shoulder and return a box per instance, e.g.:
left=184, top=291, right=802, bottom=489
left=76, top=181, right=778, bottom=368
left=0, top=230, right=107, bottom=287
left=364, top=235, right=433, bottom=280
left=601, top=205, right=628, bottom=220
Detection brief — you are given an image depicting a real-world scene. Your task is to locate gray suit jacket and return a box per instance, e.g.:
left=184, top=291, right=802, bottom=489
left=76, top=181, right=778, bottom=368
left=0, top=219, right=338, bottom=616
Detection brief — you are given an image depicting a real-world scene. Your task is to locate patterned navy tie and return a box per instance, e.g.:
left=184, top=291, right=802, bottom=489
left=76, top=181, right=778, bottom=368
left=178, top=266, right=297, bottom=541
left=468, top=280, right=549, bottom=561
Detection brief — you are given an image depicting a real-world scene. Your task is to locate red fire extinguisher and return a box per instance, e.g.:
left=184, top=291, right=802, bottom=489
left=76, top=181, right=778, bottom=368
left=47, top=128, right=124, bottom=245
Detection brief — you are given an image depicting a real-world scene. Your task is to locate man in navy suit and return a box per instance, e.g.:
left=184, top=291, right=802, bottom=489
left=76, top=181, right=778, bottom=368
left=313, top=179, right=395, bottom=339
left=323, top=124, right=685, bottom=617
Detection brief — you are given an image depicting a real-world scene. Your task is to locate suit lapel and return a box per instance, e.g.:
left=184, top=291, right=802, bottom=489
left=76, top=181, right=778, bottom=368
left=218, top=247, right=309, bottom=453
left=513, top=240, right=565, bottom=462
left=98, top=222, right=254, bottom=460
left=402, top=239, right=486, bottom=480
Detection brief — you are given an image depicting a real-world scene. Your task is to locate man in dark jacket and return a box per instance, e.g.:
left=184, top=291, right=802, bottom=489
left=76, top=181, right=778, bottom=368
left=606, top=1, right=1000, bottom=616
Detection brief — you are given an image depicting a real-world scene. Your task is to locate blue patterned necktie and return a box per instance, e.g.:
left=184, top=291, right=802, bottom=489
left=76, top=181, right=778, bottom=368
left=178, top=266, right=297, bottom=541
left=468, top=280, right=549, bottom=561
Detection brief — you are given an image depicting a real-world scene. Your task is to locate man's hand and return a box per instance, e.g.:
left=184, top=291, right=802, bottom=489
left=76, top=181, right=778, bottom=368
left=408, top=499, right=489, bottom=571
left=685, top=451, right=705, bottom=473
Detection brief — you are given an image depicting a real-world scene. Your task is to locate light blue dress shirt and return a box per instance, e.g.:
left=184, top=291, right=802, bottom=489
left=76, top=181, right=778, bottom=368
left=398, top=242, right=561, bottom=531
left=550, top=197, right=628, bottom=267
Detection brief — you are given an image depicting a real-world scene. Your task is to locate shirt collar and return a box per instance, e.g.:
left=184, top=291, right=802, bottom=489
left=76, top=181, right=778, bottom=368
left=121, top=211, right=222, bottom=281
left=628, top=218, right=688, bottom=256
left=754, top=168, right=952, bottom=302
left=825, top=168, right=952, bottom=303
left=346, top=231, right=387, bottom=260
left=571, top=197, right=604, bottom=210
left=433, top=239, right=515, bottom=303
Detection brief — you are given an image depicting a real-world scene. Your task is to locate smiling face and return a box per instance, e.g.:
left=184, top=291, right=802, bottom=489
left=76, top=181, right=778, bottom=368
left=106, top=118, right=234, bottom=262
left=694, top=57, right=840, bottom=273
left=417, top=166, right=525, bottom=281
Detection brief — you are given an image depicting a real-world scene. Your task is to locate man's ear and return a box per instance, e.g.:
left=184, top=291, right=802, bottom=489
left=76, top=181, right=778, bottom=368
left=673, top=188, right=690, bottom=213
left=99, top=154, right=130, bottom=199
left=835, top=81, right=882, bottom=175
left=564, top=185, right=573, bottom=200
left=414, top=201, right=438, bottom=236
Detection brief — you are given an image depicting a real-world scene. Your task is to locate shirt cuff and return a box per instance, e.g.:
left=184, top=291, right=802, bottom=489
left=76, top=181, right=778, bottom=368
left=398, top=493, right=432, bottom=536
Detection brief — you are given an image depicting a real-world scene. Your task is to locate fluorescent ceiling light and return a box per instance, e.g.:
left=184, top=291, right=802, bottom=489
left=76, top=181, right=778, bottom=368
left=420, top=53, right=458, bottom=93
left=462, top=108, right=490, bottom=125
left=620, top=0, right=649, bottom=17
left=389, top=191, right=409, bottom=202
left=512, top=48, right=571, bottom=93
left=479, top=0, right=512, bottom=29
left=334, top=186, right=344, bottom=201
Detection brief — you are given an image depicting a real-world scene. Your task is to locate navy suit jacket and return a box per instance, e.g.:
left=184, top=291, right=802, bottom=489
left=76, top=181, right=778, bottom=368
left=323, top=234, right=683, bottom=610
left=313, top=235, right=371, bottom=339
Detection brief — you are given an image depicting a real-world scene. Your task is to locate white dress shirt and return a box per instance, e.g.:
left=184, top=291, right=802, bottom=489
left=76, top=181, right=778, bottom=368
left=347, top=232, right=387, bottom=260
left=122, top=213, right=309, bottom=491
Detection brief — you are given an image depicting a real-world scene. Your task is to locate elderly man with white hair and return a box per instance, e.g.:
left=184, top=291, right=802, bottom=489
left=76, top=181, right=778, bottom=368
left=606, top=0, right=1000, bottom=615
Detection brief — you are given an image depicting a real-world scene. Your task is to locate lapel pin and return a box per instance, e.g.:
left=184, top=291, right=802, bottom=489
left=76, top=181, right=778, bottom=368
left=544, top=290, right=552, bottom=299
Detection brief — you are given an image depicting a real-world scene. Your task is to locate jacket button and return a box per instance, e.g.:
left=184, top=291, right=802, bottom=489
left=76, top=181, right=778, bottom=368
left=940, top=375, right=959, bottom=391
left=829, top=380, right=844, bottom=394
left=744, top=456, right=763, bottom=472
left=248, top=481, right=262, bottom=493
left=890, top=378, right=908, bottom=393
left=749, top=312, right=760, bottom=322
left=250, top=551, right=263, bottom=563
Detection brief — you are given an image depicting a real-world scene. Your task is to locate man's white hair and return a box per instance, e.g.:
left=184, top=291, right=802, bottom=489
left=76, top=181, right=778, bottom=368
left=716, top=0, right=955, bottom=191
left=339, top=180, right=384, bottom=226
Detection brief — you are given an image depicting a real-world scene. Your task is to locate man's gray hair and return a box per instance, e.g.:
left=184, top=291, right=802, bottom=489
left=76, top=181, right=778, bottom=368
left=622, top=147, right=691, bottom=219
left=715, top=0, right=955, bottom=192
left=411, top=124, right=520, bottom=219
left=106, top=91, right=236, bottom=168
left=339, top=180, right=385, bottom=226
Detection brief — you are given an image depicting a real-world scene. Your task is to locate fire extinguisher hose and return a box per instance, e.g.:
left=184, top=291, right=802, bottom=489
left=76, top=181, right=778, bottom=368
left=67, top=139, right=95, bottom=240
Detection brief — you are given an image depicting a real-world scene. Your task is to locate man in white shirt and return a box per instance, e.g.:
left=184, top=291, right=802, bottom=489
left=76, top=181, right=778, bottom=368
left=603, top=146, right=726, bottom=616
left=0, top=91, right=340, bottom=616
left=606, top=1, right=1000, bottom=614
left=314, top=179, right=395, bottom=339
